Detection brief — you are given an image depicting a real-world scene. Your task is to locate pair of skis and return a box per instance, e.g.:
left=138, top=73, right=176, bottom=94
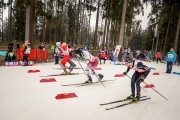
left=61, top=79, right=116, bottom=87
left=100, top=96, right=150, bottom=110
left=40, top=73, right=82, bottom=77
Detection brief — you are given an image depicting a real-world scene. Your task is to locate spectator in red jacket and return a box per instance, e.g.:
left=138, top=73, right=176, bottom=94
left=155, top=52, right=161, bottom=63
left=98, top=49, right=106, bottom=64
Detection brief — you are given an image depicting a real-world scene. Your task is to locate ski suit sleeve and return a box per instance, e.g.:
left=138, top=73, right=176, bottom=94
left=139, top=65, right=151, bottom=79
left=125, top=66, right=131, bottom=73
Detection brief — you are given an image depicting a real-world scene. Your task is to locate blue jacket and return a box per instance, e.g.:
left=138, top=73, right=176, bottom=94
left=166, top=51, right=177, bottom=63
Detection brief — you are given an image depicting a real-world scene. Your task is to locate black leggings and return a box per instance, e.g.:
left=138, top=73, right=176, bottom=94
left=23, top=56, right=29, bottom=65
left=131, top=71, right=141, bottom=96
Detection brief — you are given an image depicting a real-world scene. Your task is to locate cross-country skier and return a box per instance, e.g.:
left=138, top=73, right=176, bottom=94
left=123, top=59, right=151, bottom=101
left=75, top=48, right=104, bottom=83
left=59, top=42, right=76, bottom=74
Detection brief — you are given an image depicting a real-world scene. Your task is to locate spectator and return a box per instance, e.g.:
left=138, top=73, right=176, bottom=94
left=124, top=47, right=128, bottom=59
left=98, top=49, right=106, bottom=64
left=155, top=52, right=161, bottom=63
left=6, top=49, right=16, bottom=62
left=39, top=43, right=46, bottom=60
left=39, top=43, right=45, bottom=50
left=54, top=42, right=61, bottom=64
left=109, top=48, right=116, bottom=64
left=117, top=47, right=124, bottom=62
left=166, top=48, right=177, bottom=73
left=127, top=48, right=131, bottom=55
left=152, top=51, right=156, bottom=62
left=50, top=44, right=55, bottom=60
left=22, top=42, right=31, bottom=66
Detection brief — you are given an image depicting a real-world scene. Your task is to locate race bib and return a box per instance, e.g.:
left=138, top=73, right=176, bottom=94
left=168, top=54, right=174, bottom=59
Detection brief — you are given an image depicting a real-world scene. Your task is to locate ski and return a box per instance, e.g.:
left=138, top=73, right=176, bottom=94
left=100, top=96, right=147, bottom=106
left=53, top=68, right=81, bottom=70
left=40, top=73, right=81, bottom=77
left=61, top=81, right=98, bottom=86
left=105, top=98, right=151, bottom=110
left=61, top=80, right=116, bottom=86
left=76, top=80, right=116, bottom=87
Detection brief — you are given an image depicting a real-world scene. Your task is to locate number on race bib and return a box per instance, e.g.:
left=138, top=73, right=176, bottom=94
left=168, top=54, right=174, bottom=58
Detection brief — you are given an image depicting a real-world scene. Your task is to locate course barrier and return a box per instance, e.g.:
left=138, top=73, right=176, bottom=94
left=16, top=49, right=48, bottom=61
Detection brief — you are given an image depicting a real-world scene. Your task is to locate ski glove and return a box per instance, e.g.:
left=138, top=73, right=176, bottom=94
left=123, top=72, right=127, bottom=75
left=139, top=75, right=145, bottom=82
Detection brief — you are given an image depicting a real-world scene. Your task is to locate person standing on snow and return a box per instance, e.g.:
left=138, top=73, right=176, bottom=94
left=98, top=49, right=106, bottom=64
left=22, top=42, right=31, bottom=66
left=54, top=42, right=60, bottom=64
left=155, top=52, right=161, bottom=63
left=166, top=48, right=177, bottom=73
left=123, top=59, right=151, bottom=101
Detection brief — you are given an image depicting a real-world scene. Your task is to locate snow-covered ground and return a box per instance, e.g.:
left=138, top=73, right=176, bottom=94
left=0, top=60, right=180, bottom=120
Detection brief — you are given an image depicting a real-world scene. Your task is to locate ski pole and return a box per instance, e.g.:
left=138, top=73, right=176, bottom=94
left=126, top=74, right=146, bottom=92
left=85, top=60, right=105, bottom=87
left=143, top=81, right=168, bottom=101
left=74, top=53, right=88, bottom=78
left=83, top=59, right=105, bottom=88
left=126, top=74, right=168, bottom=101
left=73, top=50, right=105, bottom=87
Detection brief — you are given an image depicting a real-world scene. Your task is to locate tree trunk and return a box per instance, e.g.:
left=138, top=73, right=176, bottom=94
left=152, top=37, right=155, bottom=52
left=87, top=0, right=92, bottom=47
left=79, top=0, right=86, bottom=47
left=76, top=0, right=81, bottom=46
left=174, top=10, right=180, bottom=52
left=155, top=30, right=159, bottom=53
left=93, top=0, right=100, bottom=49
left=61, top=0, right=65, bottom=42
left=88, top=0, right=92, bottom=25
left=105, top=0, right=112, bottom=49
left=105, top=18, right=111, bottom=48
left=1, top=4, right=4, bottom=41
left=102, top=16, right=108, bottom=49
left=109, top=21, right=114, bottom=48
left=163, top=17, right=171, bottom=55
left=102, top=0, right=109, bottom=49
left=25, top=0, right=35, bottom=45
left=8, top=0, right=13, bottom=42
left=41, top=1, right=46, bottom=43
left=118, top=0, right=127, bottom=46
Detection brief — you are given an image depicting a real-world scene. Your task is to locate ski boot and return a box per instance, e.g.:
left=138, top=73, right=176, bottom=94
left=126, top=94, right=135, bottom=100
left=68, top=64, right=76, bottom=73
left=85, top=76, right=92, bottom=83
left=98, top=74, right=104, bottom=80
left=132, top=95, right=140, bottom=102
left=72, top=64, right=76, bottom=68
left=61, top=70, right=68, bottom=75
left=68, top=69, right=73, bottom=74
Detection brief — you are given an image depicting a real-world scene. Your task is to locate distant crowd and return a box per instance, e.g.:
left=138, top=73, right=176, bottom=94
left=3, top=41, right=180, bottom=67
left=97, top=46, right=180, bottom=66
